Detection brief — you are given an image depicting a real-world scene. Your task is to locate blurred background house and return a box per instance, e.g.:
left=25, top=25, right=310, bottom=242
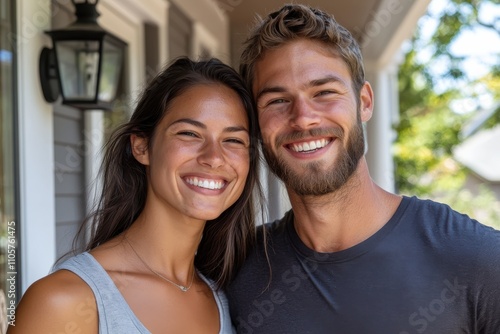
left=453, top=105, right=500, bottom=222
left=454, top=104, right=500, bottom=200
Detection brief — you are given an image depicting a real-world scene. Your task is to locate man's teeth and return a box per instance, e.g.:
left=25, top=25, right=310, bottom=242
left=186, top=177, right=224, bottom=190
left=291, top=139, right=330, bottom=152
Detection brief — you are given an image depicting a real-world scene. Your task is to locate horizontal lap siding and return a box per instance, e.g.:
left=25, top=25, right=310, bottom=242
left=54, top=105, right=86, bottom=258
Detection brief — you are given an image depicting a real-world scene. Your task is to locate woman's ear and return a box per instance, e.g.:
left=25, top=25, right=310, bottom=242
left=130, top=134, right=150, bottom=165
left=359, top=81, right=374, bottom=123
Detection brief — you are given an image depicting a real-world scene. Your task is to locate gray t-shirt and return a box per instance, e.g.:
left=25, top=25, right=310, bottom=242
left=54, top=252, right=235, bottom=333
left=227, top=196, right=500, bottom=334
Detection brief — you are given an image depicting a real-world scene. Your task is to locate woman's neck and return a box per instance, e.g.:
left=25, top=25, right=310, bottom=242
left=122, top=209, right=205, bottom=282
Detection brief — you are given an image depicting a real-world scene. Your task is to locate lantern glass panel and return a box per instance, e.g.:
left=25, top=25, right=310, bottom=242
left=55, top=40, right=100, bottom=101
left=98, top=38, right=123, bottom=102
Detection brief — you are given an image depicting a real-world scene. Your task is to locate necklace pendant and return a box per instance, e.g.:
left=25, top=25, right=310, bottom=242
left=180, top=286, right=188, bottom=292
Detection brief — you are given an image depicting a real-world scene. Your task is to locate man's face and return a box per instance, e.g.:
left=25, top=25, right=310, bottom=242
left=252, top=39, right=373, bottom=196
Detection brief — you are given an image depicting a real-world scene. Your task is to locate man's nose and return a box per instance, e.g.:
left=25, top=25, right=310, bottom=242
left=289, top=98, right=321, bottom=130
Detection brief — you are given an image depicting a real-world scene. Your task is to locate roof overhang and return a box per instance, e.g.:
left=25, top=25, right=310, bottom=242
left=226, top=0, right=431, bottom=68
left=454, top=125, right=500, bottom=183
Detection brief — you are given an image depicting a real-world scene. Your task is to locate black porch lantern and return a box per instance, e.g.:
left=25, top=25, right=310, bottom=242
left=39, top=0, right=126, bottom=110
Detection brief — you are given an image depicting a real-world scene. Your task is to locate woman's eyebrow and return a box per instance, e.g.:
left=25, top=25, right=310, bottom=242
left=224, top=126, right=249, bottom=133
left=169, top=118, right=206, bottom=129
left=169, top=118, right=248, bottom=133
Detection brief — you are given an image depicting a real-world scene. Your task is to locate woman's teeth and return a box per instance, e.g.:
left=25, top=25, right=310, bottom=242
left=185, top=177, right=224, bottom=190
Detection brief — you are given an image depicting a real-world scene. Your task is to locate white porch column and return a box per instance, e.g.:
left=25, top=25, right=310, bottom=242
left=265, top=170, right=291, bottom=224
left=83, top=112, right=104, bottom=226
left=364, top=63, right=399, bottom=192
left=17, top=0, right=56, bottom=291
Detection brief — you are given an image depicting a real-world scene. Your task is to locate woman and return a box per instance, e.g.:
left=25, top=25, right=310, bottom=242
left=10, top=57, right=261, bottom=333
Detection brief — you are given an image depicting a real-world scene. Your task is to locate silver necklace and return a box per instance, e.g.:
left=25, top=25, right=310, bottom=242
left=125, top=237, right=195, bottom=292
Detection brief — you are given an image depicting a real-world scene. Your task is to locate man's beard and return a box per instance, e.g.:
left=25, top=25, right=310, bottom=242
left=262, top=118, right=365, bottom=196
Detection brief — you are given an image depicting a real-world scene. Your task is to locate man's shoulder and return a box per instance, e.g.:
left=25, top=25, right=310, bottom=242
left=404, top=196, right=490, bottom=229
left=404, top=196, right=500, bottom=255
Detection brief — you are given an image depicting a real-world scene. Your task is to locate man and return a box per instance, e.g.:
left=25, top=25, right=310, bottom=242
left=227, top=4, right=500, bottom=334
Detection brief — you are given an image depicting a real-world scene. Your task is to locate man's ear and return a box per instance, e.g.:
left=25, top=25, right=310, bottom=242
left=359, top=81, right=374, bottom=123
left=130, top=134, right=150, bottom=165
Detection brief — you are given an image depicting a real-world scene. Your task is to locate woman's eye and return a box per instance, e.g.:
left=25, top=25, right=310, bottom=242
left=178, top=131, right=199, bottom=138
left=225, top=138, right=247, bottom=145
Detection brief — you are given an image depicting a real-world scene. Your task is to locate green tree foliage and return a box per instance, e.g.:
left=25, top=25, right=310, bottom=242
left=396, top=0, right=500, bottom=226
left=394, top=102, right=467, bottom=195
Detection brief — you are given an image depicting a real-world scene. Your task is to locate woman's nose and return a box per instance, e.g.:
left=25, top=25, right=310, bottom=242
left=197, top=140, right=225, bottom=169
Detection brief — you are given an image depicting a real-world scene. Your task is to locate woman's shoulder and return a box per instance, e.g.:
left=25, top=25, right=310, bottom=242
left=9, top=269, right=98, bottom=333
left=31, top=268, right=94, bottom=301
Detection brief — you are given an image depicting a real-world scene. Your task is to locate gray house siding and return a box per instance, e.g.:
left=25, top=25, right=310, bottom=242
left=54, top=105, right=86, bottom=258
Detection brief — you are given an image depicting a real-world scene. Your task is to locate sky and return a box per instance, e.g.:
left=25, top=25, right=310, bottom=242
left=414, top=0, right=500, bottom=113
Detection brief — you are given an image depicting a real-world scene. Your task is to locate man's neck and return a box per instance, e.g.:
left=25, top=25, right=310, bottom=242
left=287, top=159, right=402, bottom=252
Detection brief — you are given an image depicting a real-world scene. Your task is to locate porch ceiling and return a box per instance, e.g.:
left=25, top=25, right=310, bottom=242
left=226, top=0, right=381, bottom=43
left=224, top=0, right=430, bottom=67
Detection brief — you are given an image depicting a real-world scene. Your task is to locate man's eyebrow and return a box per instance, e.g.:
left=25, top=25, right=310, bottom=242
left=169, top=118, right=248, bottom=133
left=255, top=86, right=287, bottom=103
left=309, top=75, right=348, bottom=88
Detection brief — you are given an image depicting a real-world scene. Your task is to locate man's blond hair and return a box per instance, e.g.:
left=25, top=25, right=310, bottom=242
left=240, top=4, right=366, bottom=97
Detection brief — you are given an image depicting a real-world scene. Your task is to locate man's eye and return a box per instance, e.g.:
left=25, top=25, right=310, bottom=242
left=268, top=98, right=286, bottom=105
left=317, top=90, right=334, bottom=96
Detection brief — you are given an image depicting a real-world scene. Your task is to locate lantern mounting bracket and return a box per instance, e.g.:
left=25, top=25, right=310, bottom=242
left=39, top=47, right=60, bottom=103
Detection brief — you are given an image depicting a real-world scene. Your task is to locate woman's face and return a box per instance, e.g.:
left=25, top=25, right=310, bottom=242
left=132, top=83, right=250, bottom=221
